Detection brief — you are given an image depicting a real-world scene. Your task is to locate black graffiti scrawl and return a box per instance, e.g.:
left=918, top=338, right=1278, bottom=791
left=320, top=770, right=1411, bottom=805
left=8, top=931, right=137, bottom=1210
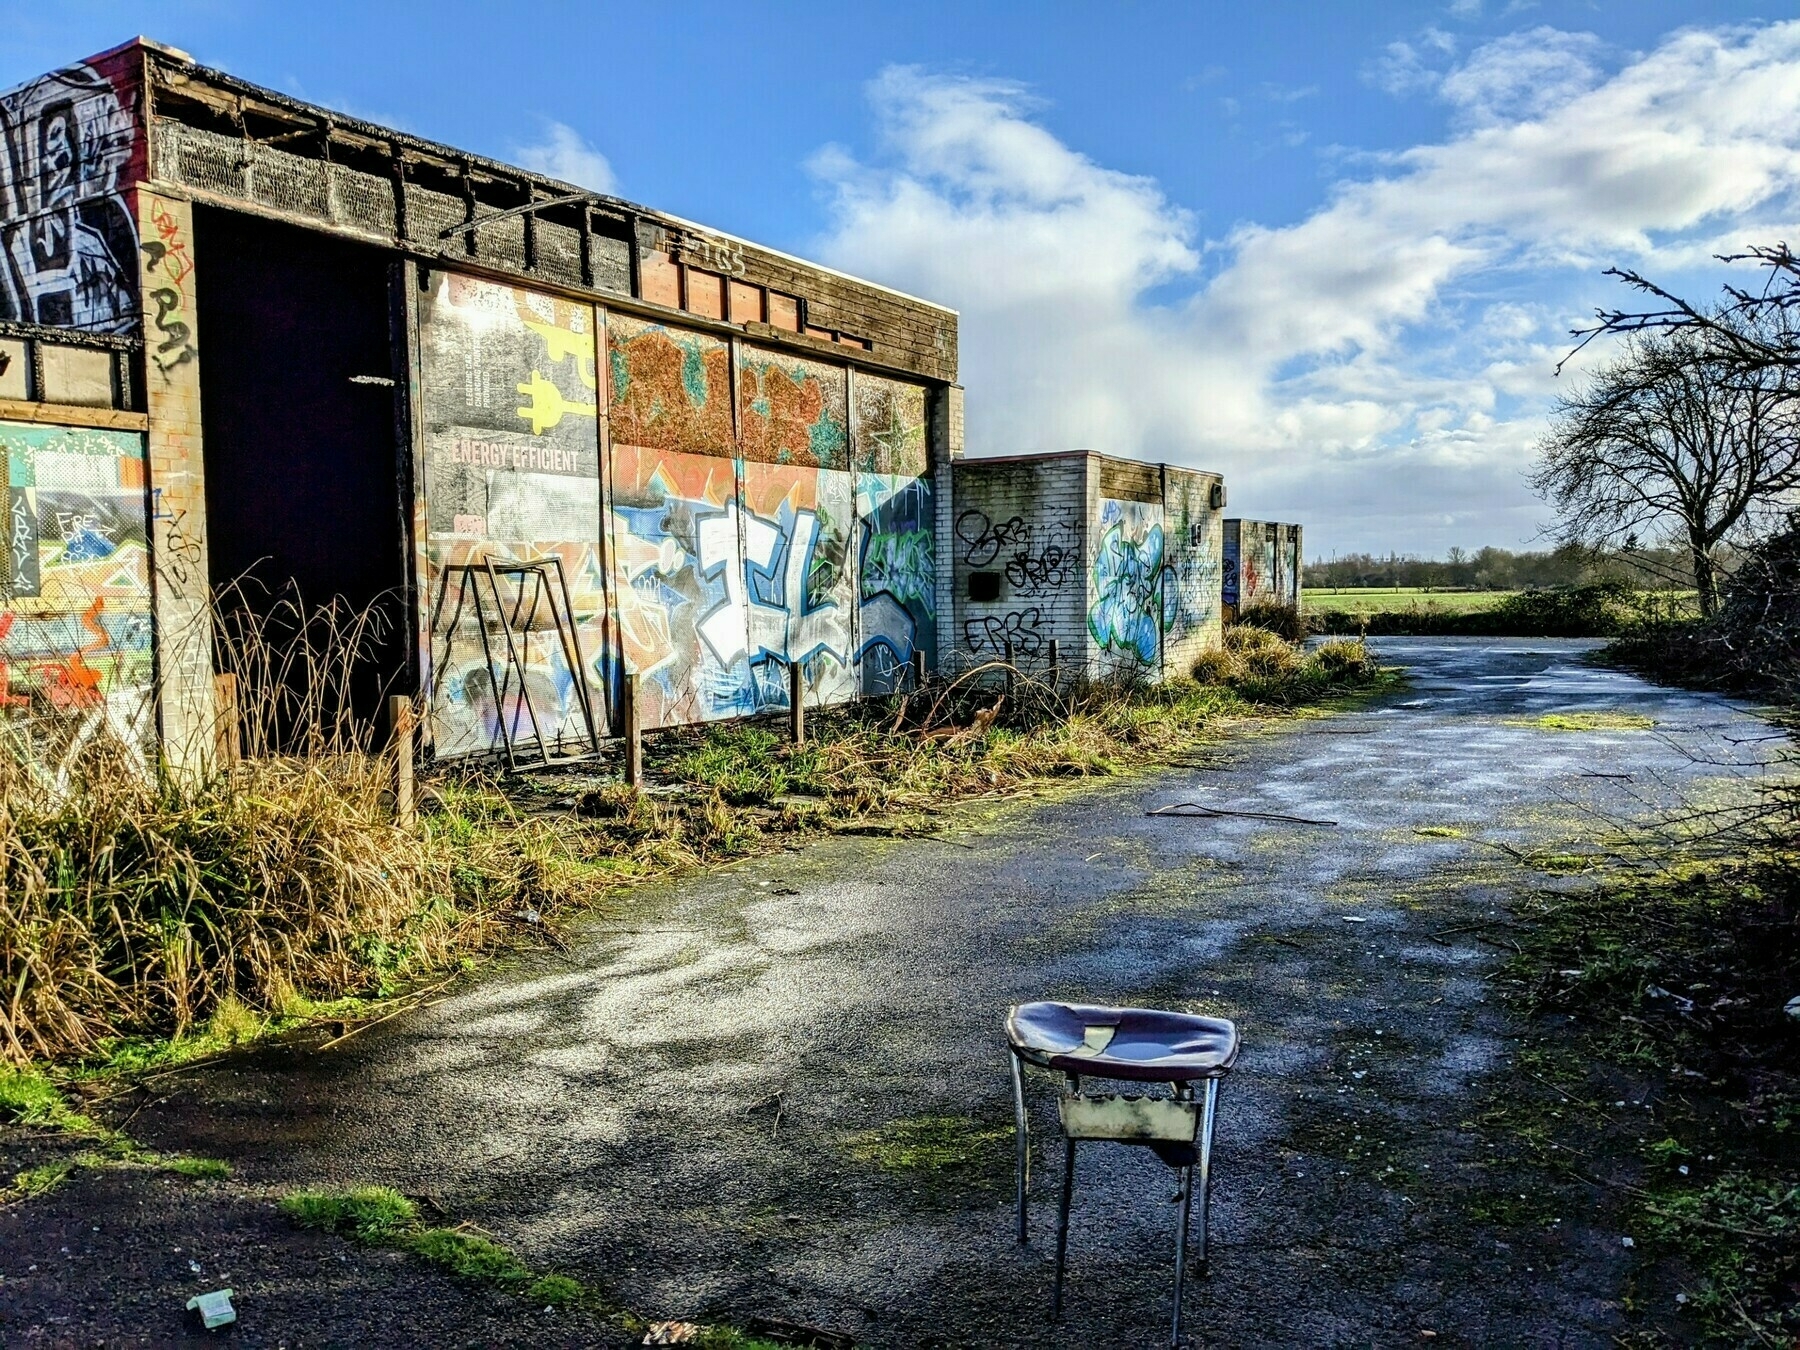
left=0, top=60, right=139, bottom=333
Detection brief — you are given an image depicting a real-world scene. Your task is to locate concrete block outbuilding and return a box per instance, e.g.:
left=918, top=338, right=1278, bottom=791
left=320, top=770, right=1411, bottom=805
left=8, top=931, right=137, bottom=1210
left=1222, top=519, right=1303, bottom=619
left=0, top=38, right=963, bottom=773
left=951, top=452, right=1226, bottom=682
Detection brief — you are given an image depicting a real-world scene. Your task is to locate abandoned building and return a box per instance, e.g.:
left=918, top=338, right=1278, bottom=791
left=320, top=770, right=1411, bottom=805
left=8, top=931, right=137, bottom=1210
left=1222, top=519, right=1303, bottom=621
left=952, top=453, right=1227, bottom=682
left=0, top=38, right=962, bottom=770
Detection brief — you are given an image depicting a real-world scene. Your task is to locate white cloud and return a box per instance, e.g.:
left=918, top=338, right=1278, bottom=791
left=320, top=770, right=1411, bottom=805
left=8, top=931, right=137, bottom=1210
left=1364, top=27, right=1458, bottom=97
left=513, top=121, right=616, bottom=194
left=811, top=23, right=1800, bottom=556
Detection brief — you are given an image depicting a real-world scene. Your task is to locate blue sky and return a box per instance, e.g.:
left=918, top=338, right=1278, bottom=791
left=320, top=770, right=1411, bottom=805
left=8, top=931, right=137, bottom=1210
left=5, top=2, right=1795, bottom=558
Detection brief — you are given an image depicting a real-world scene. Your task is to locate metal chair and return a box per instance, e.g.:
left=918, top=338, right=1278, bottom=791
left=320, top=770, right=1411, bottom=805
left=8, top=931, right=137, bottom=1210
left=1006, top=1001, right=1239, bottom=1347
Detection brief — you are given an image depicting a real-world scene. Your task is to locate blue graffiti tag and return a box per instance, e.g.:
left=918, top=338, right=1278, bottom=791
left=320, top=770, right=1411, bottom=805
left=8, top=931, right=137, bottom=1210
left=1088, top=518, right=1167, bottom=664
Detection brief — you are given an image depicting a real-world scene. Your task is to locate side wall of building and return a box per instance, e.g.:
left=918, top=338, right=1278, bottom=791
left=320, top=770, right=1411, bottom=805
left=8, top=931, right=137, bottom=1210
left=1159, top=467, right=1225, bottom=676
left=950, top=457, right=1088, bottom=671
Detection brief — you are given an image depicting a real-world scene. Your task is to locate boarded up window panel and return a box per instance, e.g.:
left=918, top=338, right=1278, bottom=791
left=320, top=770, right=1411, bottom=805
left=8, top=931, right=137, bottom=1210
left=0, top=340, right=27, bottom=400
left=851, top=373, right=928, bottom=477
left=39, top=346, right=113, bottom=408
left=736, top=346, right=848, bottom=469
left=684, top=267, right=725, bottom=320
left=0, top=420, right=154, bottom=758
left=639, top=250, right=681, bottom=309
left=767, top=292, right=799, bottom=332
left=804, top=326, right=834, bottom=342
left=416, top=272, right=608, bottom=760
left=606, top=312, right=735, bottom=459
left=728, top=280, right=763, bottom=325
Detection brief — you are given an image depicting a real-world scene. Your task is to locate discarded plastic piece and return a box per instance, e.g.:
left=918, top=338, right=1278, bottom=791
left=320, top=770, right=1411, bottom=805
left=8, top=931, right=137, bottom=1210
left=1342, top=915, right=1367, bottom=923
left=186, top=1289, right=237, bottom=1329
left=643, top=1323, right=703, bottom=1345
left=1785, top=995, right=1800, bottom=1019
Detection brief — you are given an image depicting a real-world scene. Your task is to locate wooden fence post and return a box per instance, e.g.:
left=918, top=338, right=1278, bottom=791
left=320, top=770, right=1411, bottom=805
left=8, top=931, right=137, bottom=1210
left=388, top=695, right=415, bottom=829
left=910, top=649, right=927, bottom=691
left=213, top=673, right=241, bottom=767
left=1003, top=639, right=1015, bottom=702
left=789, top=659, right=805, bottom=746
left=1048, top=637, right=1060, bottom=686
left=624, top=673, right=643, bottom=791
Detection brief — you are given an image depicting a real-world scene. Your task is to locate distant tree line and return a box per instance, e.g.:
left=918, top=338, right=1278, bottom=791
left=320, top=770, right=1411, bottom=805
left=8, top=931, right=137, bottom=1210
left=1304, top=544, right=1694, bottom=592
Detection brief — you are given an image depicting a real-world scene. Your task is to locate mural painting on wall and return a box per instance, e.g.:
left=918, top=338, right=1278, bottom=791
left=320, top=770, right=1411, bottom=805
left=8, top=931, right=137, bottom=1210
left=607, top=313, right=734, bottom=457
left=418, top=272, right=608, bottom=759
left=857, top=473, right=934, bottom=693
left=1088, top=497, right=1169, bottom=668
left=0, top=420, right=153, bottom=767
left=608, top=443, right=752, bottom=729
left=0, top=58, right=142, bottom=334
left=737, top=347, right=847, bottom=468
left=740, top=463, right=858, bottom=709
left=852, top=372, right=928, bottom=477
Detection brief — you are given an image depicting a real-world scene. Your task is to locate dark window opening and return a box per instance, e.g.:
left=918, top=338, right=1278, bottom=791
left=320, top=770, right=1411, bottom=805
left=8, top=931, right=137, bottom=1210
left=968, top=571, right=1001, bottom=602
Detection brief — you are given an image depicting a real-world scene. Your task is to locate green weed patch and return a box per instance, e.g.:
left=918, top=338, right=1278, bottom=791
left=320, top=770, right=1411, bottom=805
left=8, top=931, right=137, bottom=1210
left=1495, top=858, right=1800, bottom=1343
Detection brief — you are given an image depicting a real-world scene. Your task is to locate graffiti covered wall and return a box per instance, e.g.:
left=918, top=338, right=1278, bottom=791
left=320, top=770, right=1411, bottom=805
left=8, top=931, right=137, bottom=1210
left=738, top=347, right=846, bottom=468
left=1223, top=519, right=1300, bottom=613
left=854, top=374, right=933, bottom=691
left=418, top=272, right=609, bottom=759
left=0, top=53, right=143, bottom=334
left=0, top=419, right=153, bottom=767
left=1160, top=470, right=1224, bottom=673
left=1088, top=496, right=1167, bottom=675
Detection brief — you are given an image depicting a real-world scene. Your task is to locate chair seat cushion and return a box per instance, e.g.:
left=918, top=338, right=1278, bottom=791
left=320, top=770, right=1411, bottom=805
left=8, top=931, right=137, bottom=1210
left=1007, top=1001, right=1238, bottom=1082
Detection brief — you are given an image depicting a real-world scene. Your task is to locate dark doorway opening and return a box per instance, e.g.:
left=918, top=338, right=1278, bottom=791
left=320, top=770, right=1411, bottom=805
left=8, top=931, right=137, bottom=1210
left=194, top=207, right=408, bottom=747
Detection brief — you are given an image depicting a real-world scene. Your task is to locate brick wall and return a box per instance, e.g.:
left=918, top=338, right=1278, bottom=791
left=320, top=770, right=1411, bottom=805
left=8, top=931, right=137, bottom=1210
left=950, top=455, right=1088, bottom=672
left=135, top=189, right=215, bottom=774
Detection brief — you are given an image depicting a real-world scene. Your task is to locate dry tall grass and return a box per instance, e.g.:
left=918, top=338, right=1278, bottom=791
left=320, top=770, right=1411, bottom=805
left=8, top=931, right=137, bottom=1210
left=0, top=595, right=1389, bottom=1068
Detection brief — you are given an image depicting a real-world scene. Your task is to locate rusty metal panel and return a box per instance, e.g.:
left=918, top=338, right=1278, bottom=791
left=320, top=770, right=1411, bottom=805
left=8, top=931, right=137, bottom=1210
left=736, top=345, right=846, bottom=468
left=606, top=313, right=735, bottom=459
left=851, top=372, right=927, bottom=478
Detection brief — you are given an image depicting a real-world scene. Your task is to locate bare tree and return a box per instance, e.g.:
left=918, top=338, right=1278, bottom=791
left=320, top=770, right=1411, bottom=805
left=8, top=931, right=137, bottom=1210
left=1533, top=326, right=1800, bottom=616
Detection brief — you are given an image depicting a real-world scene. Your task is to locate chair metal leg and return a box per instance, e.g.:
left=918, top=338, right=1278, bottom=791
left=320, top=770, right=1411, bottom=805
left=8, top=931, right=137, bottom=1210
left=1011, top=1051, right=1030, bottom=1245
left=1052, top=1135, right=1077, bottom=1321
left=1171, top=1161, right=1195, bottom=1347
left=1195, top=1077, right=1220, bottom=1267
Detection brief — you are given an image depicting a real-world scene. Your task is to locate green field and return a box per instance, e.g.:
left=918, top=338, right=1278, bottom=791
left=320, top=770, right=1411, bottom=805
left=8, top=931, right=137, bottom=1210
left=1303, top=587, right=1521, bottom=616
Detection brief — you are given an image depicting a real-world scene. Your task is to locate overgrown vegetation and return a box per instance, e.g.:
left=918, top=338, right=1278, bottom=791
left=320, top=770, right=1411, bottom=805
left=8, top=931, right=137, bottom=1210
left=1606, top=523, right=1800, bottom=703
left=1498, top=845, right=1800, bottom=1340
left=0, top=618, right=1393, bottom=1072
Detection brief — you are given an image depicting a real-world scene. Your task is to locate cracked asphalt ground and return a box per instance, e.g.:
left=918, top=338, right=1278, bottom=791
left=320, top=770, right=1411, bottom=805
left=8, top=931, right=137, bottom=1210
left=5, top=638, right=1779, bottom=1347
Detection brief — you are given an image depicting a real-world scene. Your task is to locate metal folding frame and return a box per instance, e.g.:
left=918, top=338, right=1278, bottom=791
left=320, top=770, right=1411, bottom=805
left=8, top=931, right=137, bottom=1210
left=427, top=553, right=601, bottom=769
left=1011, top=1052, right=1225, bottom=1348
